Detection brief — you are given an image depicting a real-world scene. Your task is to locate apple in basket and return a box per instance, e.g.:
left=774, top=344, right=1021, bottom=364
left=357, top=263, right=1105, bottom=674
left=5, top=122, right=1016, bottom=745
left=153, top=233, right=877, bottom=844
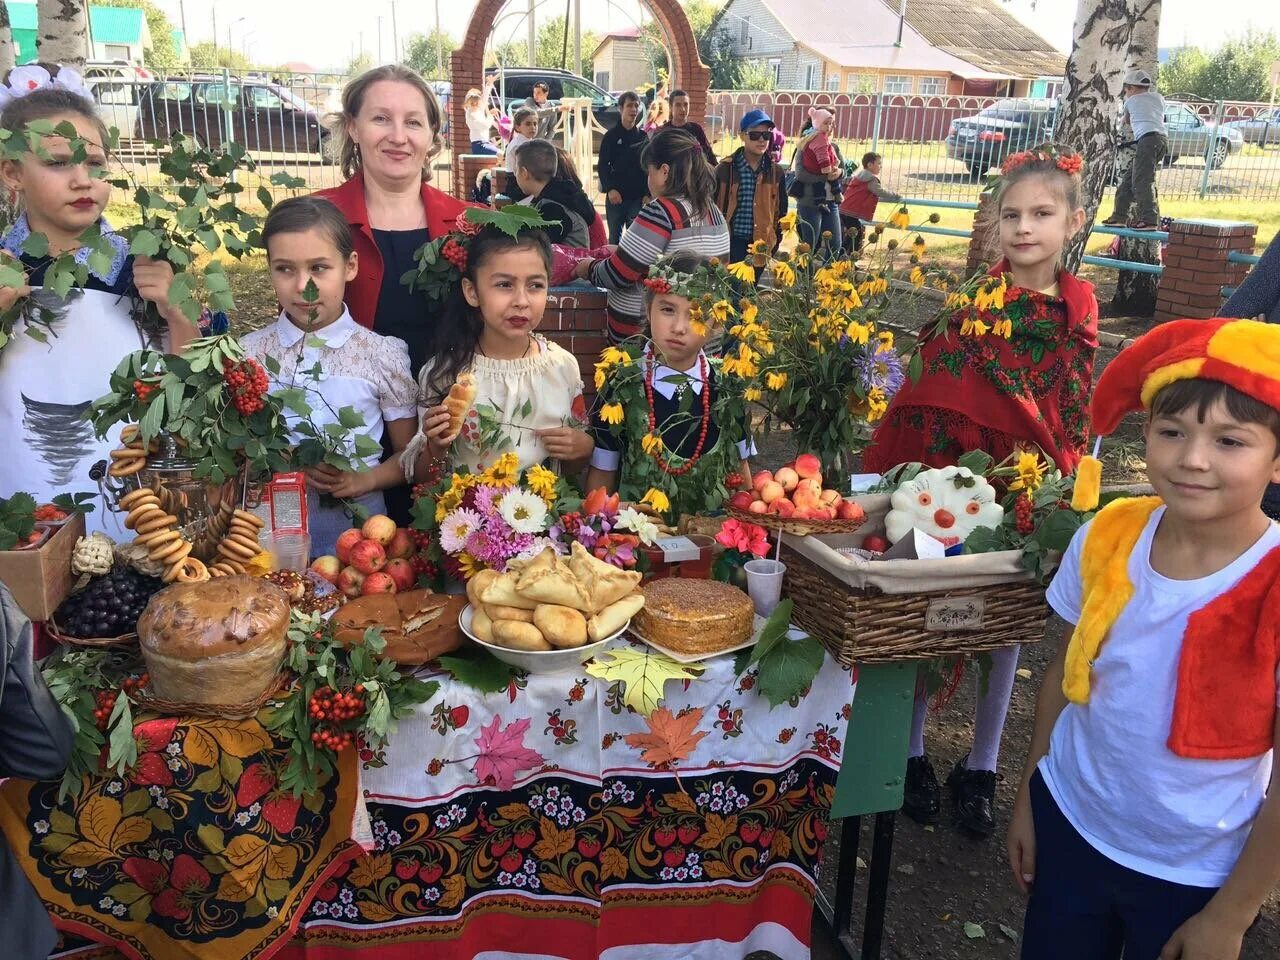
left=751, top=470, right=773, bottom=494
left=361, top=571, right=398, bottom=595
left=838, top=501, right=866, bottom=522
left=386, top=528, right=415, bottom=560
left=774, top=466, right=800, bottom=493
left=728, top=491, right=755, bottom=511
left=338, top=565, right=366, bottom=598
left=309, top=555, right=342, bottom=585
left=384, top=558, right=415, bottom=592
left=350, top=539, right=387, bottom=575
left=361, top=514, right=398, bottom=546
left=335, top=528, right=364, bottom=564
left=794, top=453, right=822, bottom=480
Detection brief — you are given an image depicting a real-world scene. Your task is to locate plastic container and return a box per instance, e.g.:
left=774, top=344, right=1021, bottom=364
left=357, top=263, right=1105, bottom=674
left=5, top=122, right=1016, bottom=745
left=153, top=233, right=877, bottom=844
left=264, top=530, right=311, bottom=572
left=744, top=558, right=786, bottom=616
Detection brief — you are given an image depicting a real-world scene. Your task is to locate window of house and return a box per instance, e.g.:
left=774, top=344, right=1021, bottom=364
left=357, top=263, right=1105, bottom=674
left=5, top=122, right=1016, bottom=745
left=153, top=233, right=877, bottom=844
left=769, top=59, right=782, bottom=84
left=804, top=63, right=820, bottom=90
left=103, top=44, right=131, bottom=61
left=883, top=75, right=912, bottom=94
left=740, top=17, right=750, bottom=44
left=846, top=73, right=876, bottom=94
left=595, top=71, right=610, bottom=90
left=918, top=76, right=946, bottom=96
left=827, top=74, right=840, bottom=92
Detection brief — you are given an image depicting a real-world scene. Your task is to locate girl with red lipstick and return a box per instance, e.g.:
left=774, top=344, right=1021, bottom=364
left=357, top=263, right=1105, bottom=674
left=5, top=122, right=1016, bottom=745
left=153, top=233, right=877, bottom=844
left=409, top=224, right=593, bottom=477
left=862, top=147, right=1099, bottom=840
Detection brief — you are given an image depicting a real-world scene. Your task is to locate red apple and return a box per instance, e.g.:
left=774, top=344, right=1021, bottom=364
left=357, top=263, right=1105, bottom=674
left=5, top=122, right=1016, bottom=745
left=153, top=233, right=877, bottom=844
left=837, top=500, right=867, bottom=522
left=361, top=571, right=397, bottom=595
left=820, top=489, right=841, bottom=507
left=728, top=491, right=755, bottom=511
left=760, top=481, right=785, bottom=505
left=774, top=466, right=800, bottom=492
left=335, top=528, right=364, bottom=565
left=361, top=514, right=397, bottom=546
left=386, top=528, right=415, bottom=560
left=862, top=534, right=889, bottom=552
left=769, top=497, right=796, bottom=517
left=748, top=499, right=769, bottom=515
left=350, top=539, right=387, bottom=575
left=384, top=558, right=415, bottom=592
left=793, top=478, right=822, bottom=509
left=309, top=555, right=342, bottom=585
left=337, top=565, right=366, bottom=597
left=794, top=453, right=822, bottom=481
left=751, top=470, right=773, bottom=494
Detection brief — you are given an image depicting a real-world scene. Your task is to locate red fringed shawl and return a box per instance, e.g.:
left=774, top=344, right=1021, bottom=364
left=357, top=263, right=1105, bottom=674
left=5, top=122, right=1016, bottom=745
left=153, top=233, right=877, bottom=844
left=863, top=261, right=1099, bottom=474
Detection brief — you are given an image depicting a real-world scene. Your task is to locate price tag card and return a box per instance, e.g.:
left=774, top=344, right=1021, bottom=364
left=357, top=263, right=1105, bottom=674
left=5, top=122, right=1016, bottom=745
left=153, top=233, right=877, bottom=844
left=654, top=536, right=701, bottom=563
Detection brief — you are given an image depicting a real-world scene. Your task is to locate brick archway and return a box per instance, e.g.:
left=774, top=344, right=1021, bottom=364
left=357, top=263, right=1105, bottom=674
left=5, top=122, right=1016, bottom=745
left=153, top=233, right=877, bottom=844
left=449, top=0, right=711, bottom=198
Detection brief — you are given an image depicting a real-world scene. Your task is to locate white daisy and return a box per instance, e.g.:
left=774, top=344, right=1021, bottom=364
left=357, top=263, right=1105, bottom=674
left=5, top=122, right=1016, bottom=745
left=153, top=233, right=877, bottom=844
left=439, top=507, right=483, bottom=553
left=615, top=507, right=660, bottom=545
left=498, top=489, right=549, bottom=534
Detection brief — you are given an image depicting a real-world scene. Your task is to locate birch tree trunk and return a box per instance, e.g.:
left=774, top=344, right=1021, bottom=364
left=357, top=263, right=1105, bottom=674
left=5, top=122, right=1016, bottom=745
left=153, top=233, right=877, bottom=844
left=37, top=0, right=89, bottom=70
left=0, top=3, right=16, bottom=73
left=1055, top=0, right=1153, bottom=272
left=1112, top=0, right=1162, bottom=317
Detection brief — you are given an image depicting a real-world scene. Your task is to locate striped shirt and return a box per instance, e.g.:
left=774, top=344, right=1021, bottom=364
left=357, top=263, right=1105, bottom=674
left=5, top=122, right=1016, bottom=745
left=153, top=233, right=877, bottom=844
left=587, top=196, right=729, bottom=344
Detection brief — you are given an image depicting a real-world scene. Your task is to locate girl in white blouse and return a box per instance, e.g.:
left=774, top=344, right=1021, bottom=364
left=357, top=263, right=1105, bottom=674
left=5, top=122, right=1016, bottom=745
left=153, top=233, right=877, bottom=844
left=241, top=197, right=419, bottom=555
left=409, top=226, right=593, bottom=477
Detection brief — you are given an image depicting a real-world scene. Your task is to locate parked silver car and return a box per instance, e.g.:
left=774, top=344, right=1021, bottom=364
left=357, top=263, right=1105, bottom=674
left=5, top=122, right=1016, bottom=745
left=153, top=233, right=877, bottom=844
left=1223, top=108, right=1280, bottom=147
left=1163, top=102, right=1244, bottom=168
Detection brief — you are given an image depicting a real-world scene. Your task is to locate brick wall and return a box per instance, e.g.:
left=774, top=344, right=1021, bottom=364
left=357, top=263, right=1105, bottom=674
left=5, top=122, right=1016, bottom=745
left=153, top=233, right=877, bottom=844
left=459, top=154, right=501, bottom=202
left=1155, top=219, right=1258, bottom=323
left=542, top=286, right=610, bottom=401
left=966, top=192, right=998, bottom=278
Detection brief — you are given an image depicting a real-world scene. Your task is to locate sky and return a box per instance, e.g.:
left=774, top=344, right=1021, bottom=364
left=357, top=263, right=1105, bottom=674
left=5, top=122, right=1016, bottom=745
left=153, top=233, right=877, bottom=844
left=153, top=0, right=1280, bottom=71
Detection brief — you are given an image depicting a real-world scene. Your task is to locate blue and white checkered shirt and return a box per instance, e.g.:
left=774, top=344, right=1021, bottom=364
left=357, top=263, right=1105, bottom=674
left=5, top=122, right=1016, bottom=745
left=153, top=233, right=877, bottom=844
left=731, top=151, right=757, bottom=240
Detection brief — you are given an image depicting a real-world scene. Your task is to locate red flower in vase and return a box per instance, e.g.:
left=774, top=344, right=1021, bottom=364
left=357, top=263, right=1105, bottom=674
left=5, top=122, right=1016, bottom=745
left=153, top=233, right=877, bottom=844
left=123, top=853, right=211, bottom=920
left=716, top=519, right=770, bottom=558
left=593, top=533, right=639, bottom=568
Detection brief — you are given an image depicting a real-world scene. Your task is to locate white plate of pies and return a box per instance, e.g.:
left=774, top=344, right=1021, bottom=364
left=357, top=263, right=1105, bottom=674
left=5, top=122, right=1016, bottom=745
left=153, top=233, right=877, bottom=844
left=459, top=604, right=627, bottom=674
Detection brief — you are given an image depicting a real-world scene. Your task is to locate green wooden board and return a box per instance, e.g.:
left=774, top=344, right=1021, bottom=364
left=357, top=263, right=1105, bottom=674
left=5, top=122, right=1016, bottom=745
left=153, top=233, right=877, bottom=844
left=832, top=661, right=917, bottom=819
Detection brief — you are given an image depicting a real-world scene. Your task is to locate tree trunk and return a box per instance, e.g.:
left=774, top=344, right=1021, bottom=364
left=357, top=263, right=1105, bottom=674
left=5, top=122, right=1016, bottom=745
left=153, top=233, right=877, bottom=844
left=1112, top=0, right=1162, bottom=317
left=36, top=0, right=89, bottom=70
left=0, top=2, right=16, bottom=73
left=1055, top=0, right=1153, bottom=273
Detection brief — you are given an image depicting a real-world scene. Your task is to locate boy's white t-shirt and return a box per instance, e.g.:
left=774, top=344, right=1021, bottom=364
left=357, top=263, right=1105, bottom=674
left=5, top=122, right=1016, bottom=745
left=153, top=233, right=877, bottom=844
left=1126, top=90, right=1167, bottom=139
left=1043, top=505, right=1280, bottom=888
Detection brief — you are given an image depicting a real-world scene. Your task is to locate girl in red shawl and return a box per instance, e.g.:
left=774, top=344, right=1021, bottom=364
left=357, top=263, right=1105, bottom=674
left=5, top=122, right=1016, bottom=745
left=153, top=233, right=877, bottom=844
left=864, top=148, right=1097, bottom=839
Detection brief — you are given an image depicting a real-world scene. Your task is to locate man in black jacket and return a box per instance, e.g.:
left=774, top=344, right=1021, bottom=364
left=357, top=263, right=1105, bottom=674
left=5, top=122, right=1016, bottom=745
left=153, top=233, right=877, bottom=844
left=596, top=91, right=648, bottom=244
left=0, top=585, right=73, bottom=959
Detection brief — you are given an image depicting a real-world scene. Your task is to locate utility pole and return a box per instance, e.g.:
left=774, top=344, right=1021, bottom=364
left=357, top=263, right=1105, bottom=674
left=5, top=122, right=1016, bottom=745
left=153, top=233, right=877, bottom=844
left=211, top=7, right=217, bottom=58
left=377, top=16, right=383, bottom=63
left=895, top=0, right=907, bottom=47
left=527, top=0, right=535, bottom=67
left=178, top=0, right=188, bottom=54
left=435, top=0, right=443, bottom=79
left=573, top=0, right=581, bottom=76
left=391, top=0, right=400, bottom=63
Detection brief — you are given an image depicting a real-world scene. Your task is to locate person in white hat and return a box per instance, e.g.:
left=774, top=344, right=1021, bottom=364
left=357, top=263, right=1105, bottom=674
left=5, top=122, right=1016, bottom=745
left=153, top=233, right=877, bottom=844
left=1102, top=68, right=1167, bottom=230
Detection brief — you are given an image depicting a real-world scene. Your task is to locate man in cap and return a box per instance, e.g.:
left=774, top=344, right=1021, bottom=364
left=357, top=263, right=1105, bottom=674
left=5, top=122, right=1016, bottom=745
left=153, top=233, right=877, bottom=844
left=713, top=108, right=789, bottom=264
left=1103, top=68, right=1168, bottom=231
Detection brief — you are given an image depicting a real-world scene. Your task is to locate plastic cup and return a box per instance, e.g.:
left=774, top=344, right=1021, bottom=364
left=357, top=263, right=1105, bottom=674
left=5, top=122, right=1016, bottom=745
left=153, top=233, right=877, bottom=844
left=743, top=559, right=786, bottom=616
left=264, top=531, right=310, bottom=572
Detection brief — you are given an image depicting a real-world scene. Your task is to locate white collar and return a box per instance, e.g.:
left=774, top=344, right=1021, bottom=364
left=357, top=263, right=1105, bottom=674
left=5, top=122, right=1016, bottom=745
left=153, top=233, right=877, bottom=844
left=275, top=306, right=358, bottom=349
left=650, top=351, right=707, bottom=400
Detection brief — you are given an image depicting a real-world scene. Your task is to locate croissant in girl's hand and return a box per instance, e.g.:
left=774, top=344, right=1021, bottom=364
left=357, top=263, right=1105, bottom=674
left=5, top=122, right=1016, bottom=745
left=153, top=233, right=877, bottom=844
left=444, top=372, right=477, bottom=437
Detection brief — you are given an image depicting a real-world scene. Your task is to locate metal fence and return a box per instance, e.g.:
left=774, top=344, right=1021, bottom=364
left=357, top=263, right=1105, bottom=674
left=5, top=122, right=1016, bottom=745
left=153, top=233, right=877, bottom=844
left=82, top=72, right=1280, bottom=207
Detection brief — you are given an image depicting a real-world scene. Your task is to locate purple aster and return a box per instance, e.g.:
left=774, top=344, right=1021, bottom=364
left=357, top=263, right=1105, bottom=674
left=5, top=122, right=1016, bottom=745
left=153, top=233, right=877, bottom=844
left=855, top=345, right=906, bottom=397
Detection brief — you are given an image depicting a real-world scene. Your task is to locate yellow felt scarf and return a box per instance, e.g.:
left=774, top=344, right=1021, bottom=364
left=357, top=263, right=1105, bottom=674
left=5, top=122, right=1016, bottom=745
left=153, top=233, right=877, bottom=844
left=1062, top=495, right=1163, bottom=702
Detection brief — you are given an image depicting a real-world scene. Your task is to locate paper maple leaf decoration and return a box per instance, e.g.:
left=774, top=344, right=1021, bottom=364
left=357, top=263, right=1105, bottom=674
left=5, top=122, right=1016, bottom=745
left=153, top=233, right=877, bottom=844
left=585, top=647, right=704, bottom=716
left=623, top=706, right=708, bottom=767
left=471, top=716, right=545, bottom=790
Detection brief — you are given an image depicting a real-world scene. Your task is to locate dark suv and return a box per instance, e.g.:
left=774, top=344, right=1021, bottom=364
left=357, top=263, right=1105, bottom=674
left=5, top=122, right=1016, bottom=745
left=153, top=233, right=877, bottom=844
left=945, top=98, right=1057, bottom=179
left=488, top=67, right=620, bottom=150
left=135, top=76, right=329, bottom=154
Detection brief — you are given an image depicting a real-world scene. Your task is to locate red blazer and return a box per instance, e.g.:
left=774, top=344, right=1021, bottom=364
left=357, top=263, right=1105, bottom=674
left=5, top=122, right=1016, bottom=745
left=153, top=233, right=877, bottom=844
left=315, top=172, right=472, bottom=330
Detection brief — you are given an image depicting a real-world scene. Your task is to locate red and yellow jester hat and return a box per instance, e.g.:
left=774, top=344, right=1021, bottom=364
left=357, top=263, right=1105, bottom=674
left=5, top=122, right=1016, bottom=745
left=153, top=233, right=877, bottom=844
left=1091, top=318, right=1280, bottom=434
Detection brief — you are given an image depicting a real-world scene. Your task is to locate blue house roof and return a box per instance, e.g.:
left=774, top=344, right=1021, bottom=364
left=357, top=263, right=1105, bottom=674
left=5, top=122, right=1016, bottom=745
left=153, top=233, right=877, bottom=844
left=7, top=4, right=146, bottom=44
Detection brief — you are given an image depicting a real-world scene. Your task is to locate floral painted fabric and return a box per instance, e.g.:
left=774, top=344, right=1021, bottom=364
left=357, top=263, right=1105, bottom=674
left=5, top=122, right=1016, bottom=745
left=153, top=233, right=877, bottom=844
left=0, top=715, right=363, bottom=960
left=280, top=638, right=855, bottom=960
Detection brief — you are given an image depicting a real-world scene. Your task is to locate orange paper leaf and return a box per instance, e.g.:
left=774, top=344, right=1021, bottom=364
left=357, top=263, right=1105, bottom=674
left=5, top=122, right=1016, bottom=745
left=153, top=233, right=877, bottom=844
left=623, top=707, right=708, bottom=767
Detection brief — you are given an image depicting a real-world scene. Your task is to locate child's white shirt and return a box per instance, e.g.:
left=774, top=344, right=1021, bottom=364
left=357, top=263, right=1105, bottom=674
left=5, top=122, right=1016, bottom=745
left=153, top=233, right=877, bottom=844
left=241, top=308, right=418, bottom=470
left=1043, top=505, right=1280, bottom=887
left=1125, top=90, right=1167, bottom=139
left=506, top=132, right=530, bottom=172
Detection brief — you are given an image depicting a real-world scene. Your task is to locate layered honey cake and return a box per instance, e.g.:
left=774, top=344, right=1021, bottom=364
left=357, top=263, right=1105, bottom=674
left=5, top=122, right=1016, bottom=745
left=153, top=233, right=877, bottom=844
left=636, top=579, right=755, bottom=655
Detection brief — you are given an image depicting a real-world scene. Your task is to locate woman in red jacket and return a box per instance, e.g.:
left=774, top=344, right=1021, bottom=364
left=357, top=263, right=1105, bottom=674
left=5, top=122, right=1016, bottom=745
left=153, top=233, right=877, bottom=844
left=315, top=64, right=471, bottom=379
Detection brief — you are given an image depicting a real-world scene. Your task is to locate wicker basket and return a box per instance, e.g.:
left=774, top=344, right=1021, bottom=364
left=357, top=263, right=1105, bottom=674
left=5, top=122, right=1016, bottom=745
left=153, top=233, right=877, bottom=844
left=47, top=618, right=140, bottom=650
left=725, top=505, right=866, bottom=537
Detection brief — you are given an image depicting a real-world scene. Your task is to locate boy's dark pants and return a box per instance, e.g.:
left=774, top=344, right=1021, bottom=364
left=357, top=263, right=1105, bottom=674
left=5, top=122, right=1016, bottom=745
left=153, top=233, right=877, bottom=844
left=1111, top=133, right=1168, bottom=224
left=1021, top=770, right=1217, bottom=960
left=840, top=214, right=865, bottom=253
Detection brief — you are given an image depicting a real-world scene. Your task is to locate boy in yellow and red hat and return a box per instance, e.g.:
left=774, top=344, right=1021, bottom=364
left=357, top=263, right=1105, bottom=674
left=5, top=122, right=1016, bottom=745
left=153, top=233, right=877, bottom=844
left=1007, top=318, right=1280, bottom=960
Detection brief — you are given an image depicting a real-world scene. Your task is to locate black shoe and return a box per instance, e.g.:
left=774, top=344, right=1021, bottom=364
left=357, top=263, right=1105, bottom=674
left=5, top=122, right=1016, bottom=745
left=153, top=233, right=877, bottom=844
left=948, top=755, right=997, bottom=837
left=1100, top=215, right=1128, bottom=226
left=902, top=755, right=941, bottom=824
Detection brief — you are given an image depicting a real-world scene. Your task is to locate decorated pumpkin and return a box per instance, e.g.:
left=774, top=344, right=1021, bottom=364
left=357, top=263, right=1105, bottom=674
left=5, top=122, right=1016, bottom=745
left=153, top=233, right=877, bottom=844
left=886, top=466, right=1004, bottom=547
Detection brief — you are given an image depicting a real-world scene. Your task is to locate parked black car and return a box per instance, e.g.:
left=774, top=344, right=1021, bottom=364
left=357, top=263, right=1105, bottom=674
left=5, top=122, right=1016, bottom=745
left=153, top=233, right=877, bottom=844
left=488, top=67, right=620, bottom=150
left=135, top=77, right=328, bottom=154
left=945, top=98, right=1058, bottom=179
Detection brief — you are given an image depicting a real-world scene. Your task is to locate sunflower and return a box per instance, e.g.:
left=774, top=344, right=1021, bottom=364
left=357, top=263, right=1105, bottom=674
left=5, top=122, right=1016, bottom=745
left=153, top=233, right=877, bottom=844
left=727, top=261, right=756, bottom=284
left=739, top=300, right=759, bottom=325
left=992, top=318, right=1013, bottom=338
left=865, top=387, right=889, bottom=422
left=524, top=463, right=559, bottom=500
left=844, top=321, right=870, bottom=345
left=435, top=486, right=464, bottom=522
left=749, top=239, right=769, bottom=255
left=766, top=371, right=788, bottom=391
left=909, top=267, right=926, bottom=288
left=640, top=488, right=671, bottom=514
left=1009, top=451, right=1047, bottom=493
left=600, top=346, right=631, bottom=368
left=594, top=365, right=608, bottom=390
left=974, top=276, right=1008, bottom=312
left=599, top=402, right=624, bottom=425
left=960, top=314, right=990, bottom=337
left=456, top=551, right=483, bottom=579
left=744, top=387, right=762, bottom=401
left=711, top=299, right=734, bottom=326
left=641, top=432, right=664, bottom=455
left=773, top=260, right=796, bottom=287
left=889, top=207, right=910, bottom=230
left=483, top=452, right=520, bottom=487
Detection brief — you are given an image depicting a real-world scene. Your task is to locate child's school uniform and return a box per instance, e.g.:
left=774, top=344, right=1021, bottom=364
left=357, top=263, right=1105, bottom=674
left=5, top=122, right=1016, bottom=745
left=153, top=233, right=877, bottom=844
left=1025, top=500, right=1280, bottom=956
left=419, top=334, right=587, bottom=475
left=591, top=349, right=754, bottom=519
left=0, top=215, right=206, bottom=539
left=241, top=308, right=418, bottom=556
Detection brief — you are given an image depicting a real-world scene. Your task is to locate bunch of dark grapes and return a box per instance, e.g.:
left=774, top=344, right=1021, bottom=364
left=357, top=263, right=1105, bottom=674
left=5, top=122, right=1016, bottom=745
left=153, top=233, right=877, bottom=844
left=56, top=568, right=164, bottom=638
left=222, top=357, right=269, bottom=416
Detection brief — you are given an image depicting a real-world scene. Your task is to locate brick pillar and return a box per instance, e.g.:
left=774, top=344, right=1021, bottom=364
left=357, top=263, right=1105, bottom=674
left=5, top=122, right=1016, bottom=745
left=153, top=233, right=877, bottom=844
left=1155, top=219, right=1258, bottom=323
left=541, top=287, right=608, bottom=402
left=965, top=192, right=998, bottom=278
left=450, top=47, right=484, bottom=200
left=459, top=154, right=500, bottom=204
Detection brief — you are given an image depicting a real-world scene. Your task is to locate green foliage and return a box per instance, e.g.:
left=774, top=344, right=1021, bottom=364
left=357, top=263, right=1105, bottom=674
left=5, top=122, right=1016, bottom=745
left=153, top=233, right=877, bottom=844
left=187, top=41, right=254, bottom=73
left=733, top=600, right=825, bottom=707
left=0, top=491, right=37, bottom=549
left=346, top=52, right=374, bottom=79
left=532, top=15, right=599, bottom=77
left=1161, top=30, right=1280, bottom=102
left=404, top=29, right=458, bottom=79
left=735, top=60, right=777, bottom=93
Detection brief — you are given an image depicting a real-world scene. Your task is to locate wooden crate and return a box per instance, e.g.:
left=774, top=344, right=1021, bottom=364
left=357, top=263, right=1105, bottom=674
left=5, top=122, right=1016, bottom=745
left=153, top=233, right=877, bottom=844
left=0, top=514, right=84, bottom=621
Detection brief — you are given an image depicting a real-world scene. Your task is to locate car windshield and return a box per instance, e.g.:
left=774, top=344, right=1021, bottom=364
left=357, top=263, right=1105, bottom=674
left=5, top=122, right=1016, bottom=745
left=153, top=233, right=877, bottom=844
left=274, top=86, right=309, bottom=110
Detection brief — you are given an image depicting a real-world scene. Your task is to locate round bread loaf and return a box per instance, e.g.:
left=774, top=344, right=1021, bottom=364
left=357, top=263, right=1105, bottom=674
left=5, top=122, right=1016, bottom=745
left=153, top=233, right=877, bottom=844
left=636, top=579, right=755, bottom=655
left=137, top=575, right=290, bottom=705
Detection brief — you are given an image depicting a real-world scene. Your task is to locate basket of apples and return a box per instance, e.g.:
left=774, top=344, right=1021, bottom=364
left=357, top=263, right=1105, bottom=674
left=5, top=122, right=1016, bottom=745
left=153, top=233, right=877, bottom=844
left=308, top=514, right=422, bottom=599
left=725, top=454, right=868, bottom=536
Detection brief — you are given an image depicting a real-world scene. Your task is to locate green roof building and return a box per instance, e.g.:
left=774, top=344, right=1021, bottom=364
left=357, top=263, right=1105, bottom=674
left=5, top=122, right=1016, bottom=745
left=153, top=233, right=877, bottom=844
left=9, top=4, right=154, bottom=65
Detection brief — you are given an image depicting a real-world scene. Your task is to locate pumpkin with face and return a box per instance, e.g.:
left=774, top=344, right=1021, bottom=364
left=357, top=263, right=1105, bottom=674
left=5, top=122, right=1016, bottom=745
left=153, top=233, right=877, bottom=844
left=885, top=466, right=1004, bottom=548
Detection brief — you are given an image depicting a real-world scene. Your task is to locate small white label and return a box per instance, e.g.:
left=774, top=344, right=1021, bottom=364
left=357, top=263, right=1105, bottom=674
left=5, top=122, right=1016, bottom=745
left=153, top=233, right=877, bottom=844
left=848, top=473, right=881, bottom=493
left=925, top=597, right=986, bottom=632
left=656, top=536, right=700, bottom=562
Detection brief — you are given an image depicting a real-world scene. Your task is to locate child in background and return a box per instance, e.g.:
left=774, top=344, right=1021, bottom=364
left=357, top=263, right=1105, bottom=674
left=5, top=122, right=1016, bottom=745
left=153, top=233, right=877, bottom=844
left=502, top=107, right=540, bottom=202
left=464, top=81, right=499, bottom=155
left=799, top=107, right=839, bottom=177
left=0, top=65, right=204, bottom=538
left=864, top=147, right=1098, bottom=839
left=241, top=196, right=419, bottom=557
left=409, top=225, right=593, bottom=475
left=1010, top=319, right=1280, bottom=959
left=598, top=92, right=650, bottom=244
left=588, top=252, right=753, bottom=519
left=666, top=89, right=716, bottom=165
left=1102, top=69, right=1167, bottom=231
left=552, top=147, right=608, bottom=247
left=840, top=151, right=902, bottom=253
left=514, top=139, right=596, bottom=248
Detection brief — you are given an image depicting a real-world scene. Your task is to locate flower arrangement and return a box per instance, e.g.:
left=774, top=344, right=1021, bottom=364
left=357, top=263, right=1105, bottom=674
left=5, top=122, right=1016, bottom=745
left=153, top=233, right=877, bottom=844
left=712, top=518, right=771, bottom=585
left=410, top=453, right=575, bottom=579
left=548, top=487, right=662, bottom=569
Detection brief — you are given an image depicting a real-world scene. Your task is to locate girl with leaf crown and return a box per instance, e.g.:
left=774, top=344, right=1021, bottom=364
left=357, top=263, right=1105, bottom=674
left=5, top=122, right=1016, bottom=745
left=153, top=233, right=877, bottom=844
left=0, top=64, right=208, bottom=537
